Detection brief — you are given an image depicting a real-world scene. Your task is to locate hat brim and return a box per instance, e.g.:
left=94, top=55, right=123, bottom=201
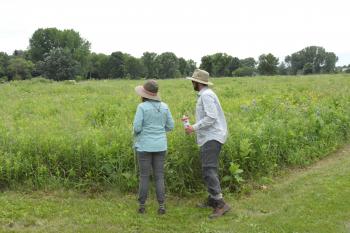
left=135, top=86, right=161, bottom=101
left=186, top=77, right=213, bottom=86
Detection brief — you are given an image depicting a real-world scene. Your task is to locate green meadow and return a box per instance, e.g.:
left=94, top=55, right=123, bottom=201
left=0, top=74, right=349, bottom=193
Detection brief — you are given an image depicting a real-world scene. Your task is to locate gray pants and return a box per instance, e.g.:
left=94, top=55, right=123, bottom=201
left=137, top=151, right=166, bottom=204
left=200, top=140, right=222, bottom=199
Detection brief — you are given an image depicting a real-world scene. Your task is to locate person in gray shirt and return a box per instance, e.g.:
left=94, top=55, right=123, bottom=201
left=185, top=69, right=230, bottom=218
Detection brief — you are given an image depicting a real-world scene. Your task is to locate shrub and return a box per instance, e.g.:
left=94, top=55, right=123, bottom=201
left=233, top=67, right=256, bottom=77
left=0, top=76, right=8, bottom=83
left=30, top=76, right=53, bottom=84
left=0, top=76, right=349, bottom=193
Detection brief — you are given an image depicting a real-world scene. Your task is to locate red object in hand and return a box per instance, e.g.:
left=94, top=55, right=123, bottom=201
left=185, top=125, right=194, bottom=134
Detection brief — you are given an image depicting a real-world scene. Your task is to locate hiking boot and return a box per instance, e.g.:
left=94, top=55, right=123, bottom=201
left=196, top=196, right=216, bottom=208
left=138, top=207, right=146, bottom=214
left=138, top=203, right=146, bottom=214
left=209, top=200, right=230, bottom=219
left=158, top=208, right=166, bottom=215
left=158, top=203, right=166, bottom=215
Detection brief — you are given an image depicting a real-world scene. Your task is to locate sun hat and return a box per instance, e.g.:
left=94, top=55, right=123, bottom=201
left=135, top=79, right=161, bottom=101
left=186, top=69, right=213, bottom=85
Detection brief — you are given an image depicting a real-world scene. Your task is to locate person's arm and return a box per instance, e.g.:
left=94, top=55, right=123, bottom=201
left=192, top=94, right=218, bottom=131
left=133, top=105, right=143, bottom=134
left=165, top=107, right=175, bottom=132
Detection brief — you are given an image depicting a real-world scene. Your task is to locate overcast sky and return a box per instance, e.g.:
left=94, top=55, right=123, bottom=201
left=1, top=0, right=350, bottom=66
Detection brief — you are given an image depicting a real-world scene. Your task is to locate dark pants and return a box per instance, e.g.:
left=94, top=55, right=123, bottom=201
left=137, top=151, right=166, bottom=204
left=200, top=140, right=222, bottom=199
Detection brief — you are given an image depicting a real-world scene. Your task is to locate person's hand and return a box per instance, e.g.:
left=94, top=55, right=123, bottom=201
left=185, top=125, right=194, bottom=134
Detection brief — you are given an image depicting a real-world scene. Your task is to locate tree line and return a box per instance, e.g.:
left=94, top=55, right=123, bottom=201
left=0, top=28, right=347, bottom=82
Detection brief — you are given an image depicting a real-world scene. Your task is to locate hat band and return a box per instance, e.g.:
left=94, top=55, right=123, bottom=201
left=143, top=87, right=157, bottom=96
left=193, top=77, right=208, bottom=82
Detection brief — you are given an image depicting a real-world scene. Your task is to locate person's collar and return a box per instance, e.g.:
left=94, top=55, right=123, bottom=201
left=197, top=86, right=209, bottom=97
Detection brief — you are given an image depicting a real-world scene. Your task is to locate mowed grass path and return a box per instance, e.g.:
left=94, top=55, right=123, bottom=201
left=0, top=145, right=350, bottom=233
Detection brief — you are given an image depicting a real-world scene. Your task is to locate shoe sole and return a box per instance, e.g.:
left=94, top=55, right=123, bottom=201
left=209, top=205, right=231, bottom=219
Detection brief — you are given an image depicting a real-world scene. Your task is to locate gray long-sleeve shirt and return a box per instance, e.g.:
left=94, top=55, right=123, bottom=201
left=192, top=87, right=228, bottom=146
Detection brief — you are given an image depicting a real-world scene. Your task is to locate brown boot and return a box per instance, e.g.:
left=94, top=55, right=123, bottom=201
left=209, top=199, right=230, bottom=219
left=138, top=203, right=146, bottom=214
left=138, top=207, right=146, bottom=214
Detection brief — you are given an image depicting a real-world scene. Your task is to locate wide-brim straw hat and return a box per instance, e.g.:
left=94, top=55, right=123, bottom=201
left=135, top=79, right=161, bottom=101
left=186, top=68, right=213, bottom=86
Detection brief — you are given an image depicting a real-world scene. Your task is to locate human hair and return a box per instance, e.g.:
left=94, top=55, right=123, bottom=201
left=142, top=97, right=150, bottom=102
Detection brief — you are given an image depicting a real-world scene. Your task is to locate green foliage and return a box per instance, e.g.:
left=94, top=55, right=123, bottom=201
left=200, top=53, right=240, bottom=77
left=7, top=57, right=34, bottom=80
left=178, top=57, right=187, bottom=76
left=285, top=46, right=338, bottom=75
left=233, top=66, right=256, bottom=77
left=1, top=145, right=349, bottom=232
left=278, top=62, right=288, bottom=75
left=28, top=28, right=91, bottom=77
left=141, top=52, right=158, bottom=79
left=90, top=50, right=194, bottom=80
left=124, top=54, right=145, bottom=79
left=60, top=29, right=91, bottom=75
left=108, top=52, right=126, bottom=79
left=0, top=76, right=8, bottom=83
left=303, top=62, right=313, bottom=75
left=240, top=57, right=256, bottom=68
left=199, top=55, right=213, bottom=75
left=5, top=27, right=342, bottom=80
left=186, top=59, right=197, bottom=76
left=28, top=28, right=61, bottom=62
left=178, top=58, right=197, bottom=77
left=155, top=52, right=179, bottom=79
left=75, top=75, right=85, bottom=82
left=0, top=75, right=350, bottom=193
left=87, top=53, right=110, bottom=79
left=0, top=52, right=10, bottom=77
left=211, top=53, right=232, bottom=76
left=222, top=162, right=244, bottom=190
left=323, top=52, right=338, bottom=73
left=30, top=76, right=53, bottom=84
left=38, top=48, right=80, bottom=81
left=257, top=53, right=279, bottom=75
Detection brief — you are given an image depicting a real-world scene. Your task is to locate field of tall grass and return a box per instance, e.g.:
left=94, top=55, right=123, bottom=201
left=0, top=75, right=349, bottom=193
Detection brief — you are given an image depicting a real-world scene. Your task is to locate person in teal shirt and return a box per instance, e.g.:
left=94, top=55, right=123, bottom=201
left=133, top=80, right=174, bottom=215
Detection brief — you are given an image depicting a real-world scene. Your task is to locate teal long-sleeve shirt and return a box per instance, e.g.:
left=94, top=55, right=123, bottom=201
left=133, top=100, right=174, bottom=152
